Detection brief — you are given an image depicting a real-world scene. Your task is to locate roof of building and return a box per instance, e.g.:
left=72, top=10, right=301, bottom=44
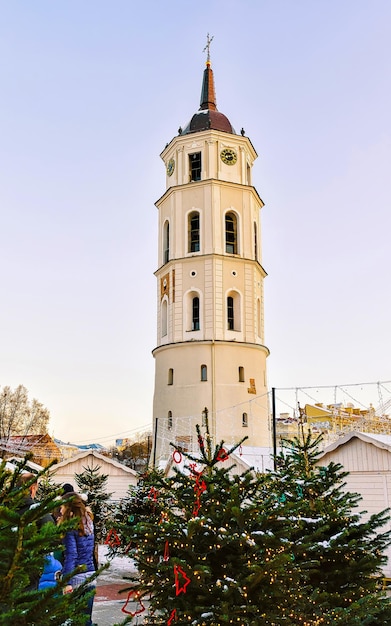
left=52, top=449, right=137, bottom=475
left=319, top=430, right=391, bottom=457
left=181, top=59, right=235, bottom=136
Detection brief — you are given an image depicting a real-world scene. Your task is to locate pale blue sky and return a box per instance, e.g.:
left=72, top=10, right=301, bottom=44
left=0, top=1, right=390, bottom=444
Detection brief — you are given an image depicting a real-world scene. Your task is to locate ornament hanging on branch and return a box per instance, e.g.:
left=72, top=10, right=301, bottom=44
left=174, top=564, right=191, bottom=595
left=172, top=450, right=182, bottom=464
left=148, top=486, right=158, bottom=501
left=104, top=528, right=121, bottom=547
left=167, top=608, right=177, bottom=624
left=163, top=540, right=170, bottom=562
left=216, top=447, right=229, bottom=462
left=121, top=590, right=146, bottom=616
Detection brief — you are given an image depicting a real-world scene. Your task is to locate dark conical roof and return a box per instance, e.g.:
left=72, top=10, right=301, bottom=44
left=181, top=59, right=235, bottom=136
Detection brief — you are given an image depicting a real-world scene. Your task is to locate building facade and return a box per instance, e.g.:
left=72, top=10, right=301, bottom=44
left=151, top=54, right=270, bottom=465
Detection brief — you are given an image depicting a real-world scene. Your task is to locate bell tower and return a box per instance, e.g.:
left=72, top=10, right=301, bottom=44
left=151, top=46, right=270, bottom=465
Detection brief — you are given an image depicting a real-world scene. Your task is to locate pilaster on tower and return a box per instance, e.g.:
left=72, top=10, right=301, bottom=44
left=151, top=50, right=270, bottom=467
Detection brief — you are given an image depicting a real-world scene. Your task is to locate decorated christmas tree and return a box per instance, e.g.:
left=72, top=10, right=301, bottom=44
left=0, top=458, right=96, bottom=625
left=264, top=424, right=391, bottom=624
left=116, top=415, right=391, bottom=625
left=115, top=421, right=307, bottom=624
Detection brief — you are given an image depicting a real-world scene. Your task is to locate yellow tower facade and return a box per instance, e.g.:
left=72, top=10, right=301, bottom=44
left=151, top=56, right=269, bottom=465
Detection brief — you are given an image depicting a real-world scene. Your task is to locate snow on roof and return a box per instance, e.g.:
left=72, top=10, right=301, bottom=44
left=52, top=449, right=137, bottom=475
left=319, top=430, right=391, bottom=458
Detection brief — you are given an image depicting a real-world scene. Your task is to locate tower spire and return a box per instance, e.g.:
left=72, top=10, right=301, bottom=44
left=203, top=33, right=214, bottom=65
left=200, top=33, right=217, bottom=111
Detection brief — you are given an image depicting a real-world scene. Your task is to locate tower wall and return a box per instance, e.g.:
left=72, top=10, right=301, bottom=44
left=151, top=65, right=270, bottom=465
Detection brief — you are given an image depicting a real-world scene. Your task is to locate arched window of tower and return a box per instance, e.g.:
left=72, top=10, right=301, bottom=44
left=201, top=364, right=207, bottom=381
left=227, top=291, right=241, bottom=332
left=185, top=290, right=202, bottom=332
left=192, top=296, right=200, bottom=331
left=254, top=221, right=258, bottom=261
left=242, top=412, right=248, bottom=427
left=163, top=220, right=170, bottom=264
left=225, top=211, right=238, bottom=254
left=161, top=298, right=168, bottom=337
left=188, top=211, right=200, bottom=253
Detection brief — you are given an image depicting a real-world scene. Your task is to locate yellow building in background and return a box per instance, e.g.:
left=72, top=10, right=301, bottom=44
left=276, top=402, right=391, bottom=445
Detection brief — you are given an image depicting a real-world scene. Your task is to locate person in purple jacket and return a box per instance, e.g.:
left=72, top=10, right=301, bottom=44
left=59, top=493, right=96, bottom=626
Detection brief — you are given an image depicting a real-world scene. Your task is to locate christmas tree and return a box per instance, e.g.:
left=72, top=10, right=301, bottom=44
left=115, top=418, right=391, bottom=625
left=265, top=424, right=391, bottom=624
left=0, top=458, right=96, bottom=625
left=112, top=468, right=166, bottom=558
left=116, top=421, right=306, bottom=624
left=74, top=463, right=113, bottom=545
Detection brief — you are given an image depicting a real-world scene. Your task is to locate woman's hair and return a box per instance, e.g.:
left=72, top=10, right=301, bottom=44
left=60, top=493, right=94, bottom=536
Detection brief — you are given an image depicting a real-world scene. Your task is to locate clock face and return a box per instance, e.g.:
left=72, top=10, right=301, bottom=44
left=167, top=158, right=175, bottom=177
left=220, top=148, right=237, bottom=165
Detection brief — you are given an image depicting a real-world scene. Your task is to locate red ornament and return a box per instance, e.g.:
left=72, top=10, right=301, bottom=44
left=167, top=608, right=177, bottom=624
left=121, top=590, right=146, bottom=616
left=192, top=495, right=201, bottom=517
left=104, top=528, right=121, bottom=547
left=174, top=564, right=191, bottom=595
left=148, top=486, right=158, bottom=501
left=172, top=450, right=182, bottom=464
left=195, top=475, right=207, bottom=493
left=189, top=462, right=201, bottom=476
left=217, top=447, right=229, bottom=462
left=163, top=540, right=170, bottom=561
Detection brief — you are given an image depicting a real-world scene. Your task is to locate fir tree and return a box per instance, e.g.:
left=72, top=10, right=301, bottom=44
left=117, top=421, right=304, bottom=625
left=74, top=463, right=113, bottom=544
left=0, top=458, right=96, bottom=625
left=265, top=425, right=391, bottom=624
left=111, top=469, right=166, bottom=558
left=116, top=419, right=391, bottom=625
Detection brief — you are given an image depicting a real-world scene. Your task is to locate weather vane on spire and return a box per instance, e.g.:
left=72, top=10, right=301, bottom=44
left=203, top=33, right=214, bottom=65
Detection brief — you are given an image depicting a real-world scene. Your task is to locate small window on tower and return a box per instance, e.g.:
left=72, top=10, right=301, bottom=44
left=201, top=364, right=207, bottom=381
left=168, top=368, right=174, bottom=385
left=225, top=212, right=238, bottom=254
left=188, top=211, right=200, bottom=252
left=242, top=412, right=248, bottom=427
left=254, top=222, right=258, bottom=262
left=163, top=220, right=170, bottom=264
left=238, top=366, right=245, bottom=382
left=192, top=296, right=200, bottom=330
left=168, top=411, right=173, bottom=430
left=189, top=152, right=201, bottom=181
left=227, top=296, right=234, bottom=330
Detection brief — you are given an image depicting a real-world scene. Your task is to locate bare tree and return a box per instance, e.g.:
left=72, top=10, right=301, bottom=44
left=0, top=385, right=50, bottom=442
